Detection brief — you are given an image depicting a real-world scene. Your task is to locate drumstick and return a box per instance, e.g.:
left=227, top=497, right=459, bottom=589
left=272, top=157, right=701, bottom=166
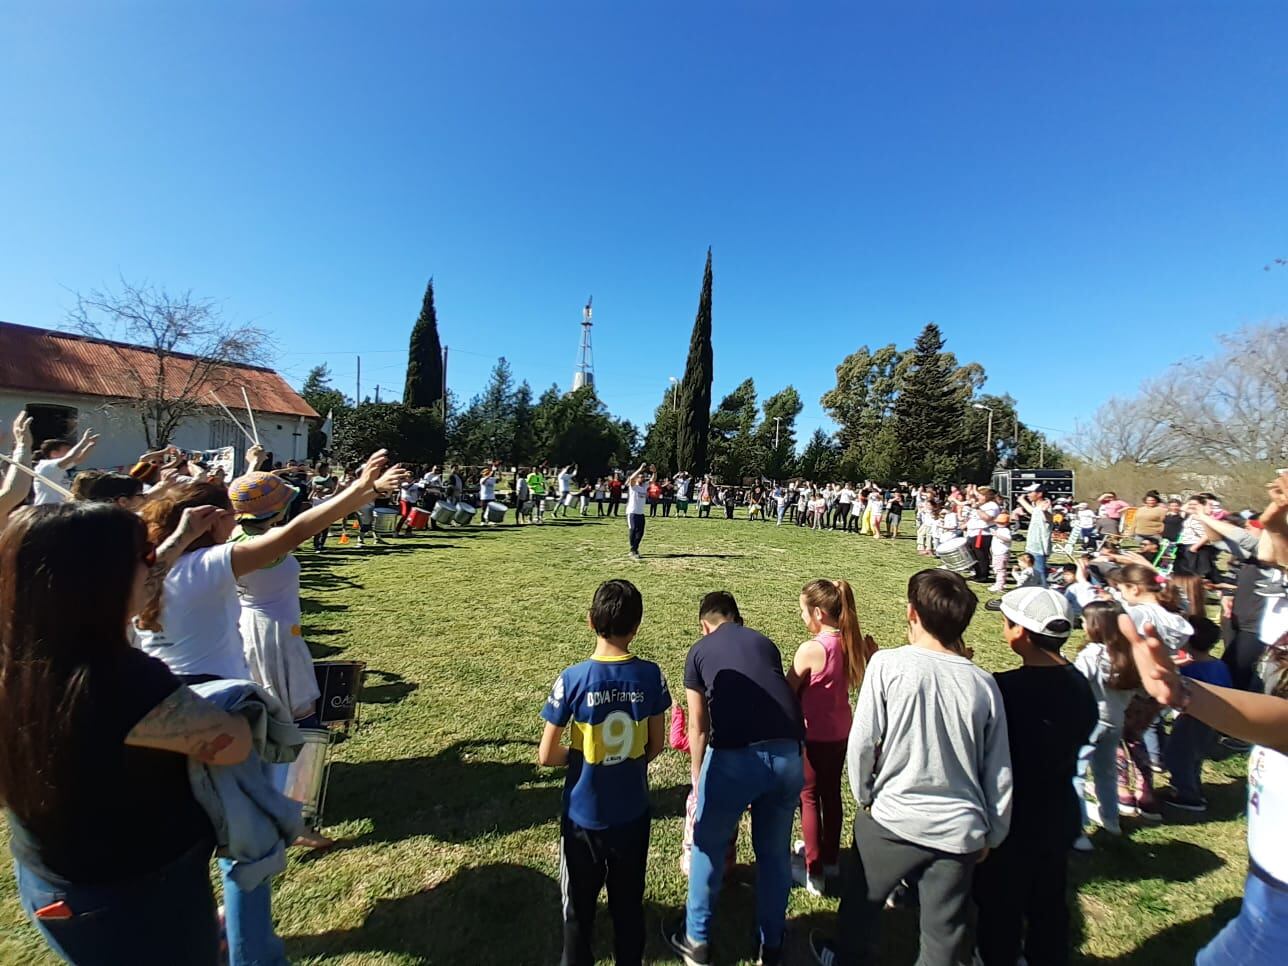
left=240, top=387, right=260, bottom=445
left=207, top=393, right=256, bottom=444
left=0, top=452, right=76, bottom=500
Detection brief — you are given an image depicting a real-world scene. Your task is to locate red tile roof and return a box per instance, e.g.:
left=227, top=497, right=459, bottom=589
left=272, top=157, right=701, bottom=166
left=0, top=321, right=318, bottom=419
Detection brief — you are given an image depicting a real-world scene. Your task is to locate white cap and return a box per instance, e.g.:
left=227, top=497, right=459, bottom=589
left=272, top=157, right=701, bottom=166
left=986, top=587, right=1073, bottom=640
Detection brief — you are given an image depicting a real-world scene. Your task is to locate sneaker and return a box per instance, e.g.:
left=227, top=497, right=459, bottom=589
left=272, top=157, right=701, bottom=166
left=1162, top=791, right=1208, bottom=813
left=1117, top=797, right=1140, bottom=817
left=1220, top=736, right=1252, bottom=752
left=629, top=551, right=641, bottom=560
left=757, top=943, right=782, bottom=966
left=1072, top=834, right=1094, bottom=853
left=664, top=919, right=710, bottom=966
left=884, top=878, right=910, bottom=909
left=809, top=930, right=840, bottom=966
left=805, top=872, right=826, bottom=897
left=1135, top=803, right=1163, bottom=822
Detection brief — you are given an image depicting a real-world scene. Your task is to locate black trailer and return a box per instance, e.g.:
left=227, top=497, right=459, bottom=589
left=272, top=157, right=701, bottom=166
left=991, top=468, right=1075, bottom=508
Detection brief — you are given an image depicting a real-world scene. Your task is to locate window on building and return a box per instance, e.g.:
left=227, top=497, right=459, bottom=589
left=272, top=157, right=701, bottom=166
left=209, top=418, right=243, bottom=451
left=26, top=404, right=78, bottom=445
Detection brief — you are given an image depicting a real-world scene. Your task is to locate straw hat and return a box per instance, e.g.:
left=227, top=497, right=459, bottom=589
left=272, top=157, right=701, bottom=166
left=229, top=472, right=298, bottom=520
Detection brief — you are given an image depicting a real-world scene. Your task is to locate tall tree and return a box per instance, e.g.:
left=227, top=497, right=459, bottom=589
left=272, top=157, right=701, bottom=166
left=509, top=381, right=537, bottom=467
left=821, top=344, right=907, bottom=480
left=675, top=249, right=714, bottom=475
left=798, top=428, right=841, bottom=481
left=299, top=364, right=352, bottom=458
left=758, top=386, right=803, bottom=480
left=891, top=323, right=972, bottom=481
left=403, top=278, right=444, bottom=412
left=708, top=378, right=762, bottom=482
left=448, top=357, right=518, bottom=464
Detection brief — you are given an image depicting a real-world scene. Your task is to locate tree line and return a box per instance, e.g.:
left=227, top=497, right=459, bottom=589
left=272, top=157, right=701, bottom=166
left=302, top=259, right=1067, bottom=484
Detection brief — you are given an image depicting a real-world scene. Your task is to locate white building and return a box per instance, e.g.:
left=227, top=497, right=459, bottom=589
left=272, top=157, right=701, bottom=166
left=0, top=321, right=318, bottom=473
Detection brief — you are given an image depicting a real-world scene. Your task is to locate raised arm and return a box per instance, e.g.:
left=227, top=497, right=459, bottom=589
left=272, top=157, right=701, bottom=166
left=627, top=463, right=649, bottom=486
left=0, top=411, right=34, bottom=520
left=125, top=686, right=253, bottom=765
left=230, top=451, right=407, bottom=577
left=57, top=429, right=99, bottom=469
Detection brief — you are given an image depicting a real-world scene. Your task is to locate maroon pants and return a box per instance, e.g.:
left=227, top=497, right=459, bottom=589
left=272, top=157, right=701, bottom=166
left=800, top=739, right=847, bottom=874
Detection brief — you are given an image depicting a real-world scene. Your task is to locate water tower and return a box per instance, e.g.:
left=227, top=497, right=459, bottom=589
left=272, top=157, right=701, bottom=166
left=572, top=296, right=595, bottom=391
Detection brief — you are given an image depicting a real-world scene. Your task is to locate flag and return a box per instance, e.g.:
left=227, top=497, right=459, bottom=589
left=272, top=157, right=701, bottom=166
left=320, top=409, right=333, bottom=438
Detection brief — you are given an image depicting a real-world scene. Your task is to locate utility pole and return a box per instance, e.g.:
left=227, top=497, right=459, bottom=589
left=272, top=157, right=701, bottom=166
left=1039, top=438, right=1045, bottom=468
left=774, top=416, right=783, bottom=449
left=972, top=403, right=994, bottom=454
left=356, top=355, right=361, bottom=405
left=375, top=385, right=381, bottom=404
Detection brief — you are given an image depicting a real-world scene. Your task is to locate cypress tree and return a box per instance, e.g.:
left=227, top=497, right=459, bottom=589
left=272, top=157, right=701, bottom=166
left=675, top=248, right=714, bottom=475
left=404, top=278, right=444, bottom=410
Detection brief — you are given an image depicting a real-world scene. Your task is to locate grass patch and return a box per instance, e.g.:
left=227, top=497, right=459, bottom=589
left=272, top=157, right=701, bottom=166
left=0, top=513, right=1249, bottom=964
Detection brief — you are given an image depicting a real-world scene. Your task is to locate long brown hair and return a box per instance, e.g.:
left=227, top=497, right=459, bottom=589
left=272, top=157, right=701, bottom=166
left=136, top=482, right=232, bottom=632
left=1117, top=563, right=1181, bottom=612
left=1081, top=601, right=1140, bottom=691
left=0, top=504, right=148, bottom=819
left=802, top=578, right=868, bottom=689
left=1167, top=573, right=1207, bottom=620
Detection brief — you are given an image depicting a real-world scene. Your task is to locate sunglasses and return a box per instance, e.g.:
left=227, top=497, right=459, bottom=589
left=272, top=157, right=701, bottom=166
left=141, top=541, right=157, bottom=568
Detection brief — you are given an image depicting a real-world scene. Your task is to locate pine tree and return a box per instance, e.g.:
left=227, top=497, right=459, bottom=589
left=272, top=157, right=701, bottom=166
left=404, top=278, right=444, bottom=411
left=892, top=323, right=970, bottom=480
left=675, top=249, right=714, bottom=475
left=510, top=381, right=537, bottom=466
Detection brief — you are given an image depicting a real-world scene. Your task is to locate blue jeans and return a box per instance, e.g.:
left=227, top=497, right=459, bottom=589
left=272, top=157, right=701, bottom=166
left=1198, top=871, right=1288, bottom=964
left=1074, top=723, right=1121, bottom=833
left=627, top=513, right=645, bottom=553
left=1031, top=554, right=1048, bottom=587
left=15, top=839, right=220, bottom=965
left=220, top=859, right=288, bottom=966
left=1164, top=714, right=1213, bottom=801
left=685, top=740, right=804, bottom=949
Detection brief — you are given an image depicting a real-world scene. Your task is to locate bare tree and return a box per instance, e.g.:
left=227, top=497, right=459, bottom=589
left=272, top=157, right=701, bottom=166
left=70, top=279, right=270, bottom=448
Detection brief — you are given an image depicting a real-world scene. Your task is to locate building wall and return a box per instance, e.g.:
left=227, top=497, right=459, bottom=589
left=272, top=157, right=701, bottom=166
left=0, top=390, right=312, bottom=473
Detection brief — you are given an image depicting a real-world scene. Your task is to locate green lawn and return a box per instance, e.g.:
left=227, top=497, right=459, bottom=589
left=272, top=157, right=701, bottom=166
left=0, top=512, right=1250, bottom=964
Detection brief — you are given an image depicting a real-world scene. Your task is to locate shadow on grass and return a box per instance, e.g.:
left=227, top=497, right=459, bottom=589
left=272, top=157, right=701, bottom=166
left=325, top=740, right=687, bottom=846
left=646, top=552, right=748, bottom=560
left=1071, top=837, right=1224, bottom=887
left=1073, top=897, right=1240, bottom=964
left=361, top=668, right=418, bottom=705
left=283, top=862, right=562, bottom=964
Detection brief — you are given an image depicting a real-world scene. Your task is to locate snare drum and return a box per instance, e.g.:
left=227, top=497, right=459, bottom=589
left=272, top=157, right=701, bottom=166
left=485, top=501, right=508, bottom=524
left=406, top=506, right=431, bottom=530
left=935, top=536, right=976, bottom=575
left=430, top=501, right=457, bottom=526
left=452, top=502, right=476, bottom=526
left=314, top=660, right=366, bottom=726
left=284, top=728, right=332, bottom=826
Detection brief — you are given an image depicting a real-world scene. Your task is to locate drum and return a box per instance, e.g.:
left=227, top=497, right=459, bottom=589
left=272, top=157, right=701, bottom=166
left=372, top=506, right=399, bottom=534
left=406, top=506, right=431, bottom=529
left=452, top=502, right=476, bottom=526
left=314, top=660, right=366, bottom=725
left=430, top=501, right=456, bottom=526
left=283, top=728, right=332, bottom=826
left=485, top=501, right=508, bottom=524
left=935, top=536, right=976, bottom=575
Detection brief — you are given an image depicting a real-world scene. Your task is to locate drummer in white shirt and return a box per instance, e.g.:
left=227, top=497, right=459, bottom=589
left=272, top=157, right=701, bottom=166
left=553, top=463, right=577, bottom=518
left=478, top=462, right=500, bottom=524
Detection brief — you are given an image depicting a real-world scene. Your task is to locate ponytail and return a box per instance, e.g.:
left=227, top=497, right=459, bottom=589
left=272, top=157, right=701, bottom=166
left=1119, top=562, right=1182, bottom=614
left=801, top=578, right=871, bottom=690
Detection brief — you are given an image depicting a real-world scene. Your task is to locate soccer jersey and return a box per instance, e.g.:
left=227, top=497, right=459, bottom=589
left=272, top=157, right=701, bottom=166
left=541, top=654, right=670, bottom=829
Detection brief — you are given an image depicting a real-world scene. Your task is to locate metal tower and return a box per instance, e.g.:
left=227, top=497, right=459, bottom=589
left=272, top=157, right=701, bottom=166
left=572, top=296, right=595, bottom=391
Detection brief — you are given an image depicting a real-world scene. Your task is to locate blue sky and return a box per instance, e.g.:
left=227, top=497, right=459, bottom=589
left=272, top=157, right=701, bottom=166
left=2, top=2, right=1285, bottom=447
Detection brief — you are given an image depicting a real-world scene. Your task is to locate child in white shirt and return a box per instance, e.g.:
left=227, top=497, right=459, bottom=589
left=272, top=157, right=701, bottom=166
left=1012, top=552, right=1042, bottom=588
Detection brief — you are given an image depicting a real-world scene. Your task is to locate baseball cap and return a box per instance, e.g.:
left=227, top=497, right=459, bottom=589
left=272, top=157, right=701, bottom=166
left=985, top=587, right=1073, bottom=640
left=1024, top=483, right=1043, bottom=493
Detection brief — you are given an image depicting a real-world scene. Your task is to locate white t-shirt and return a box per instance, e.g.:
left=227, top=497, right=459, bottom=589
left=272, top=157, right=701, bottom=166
left=1076, top=509, right=1097, bottom=530
left=558, top=471, right=574, bottom=495
left=135, top=544, right=249, bottom=680
left=1260, top=596, right=1288, bottom=647
left=965, top=502, right=998, bottom=536
left=991, top=526, right=1012, bottom=556
left=32, top=459, right=69, bottom=505
left=626, top=484, right=648, bottom=515
left=399, top=481, right=424, bottom=504
left=1126, top=601, right=1194, bottom=654
left=479, top=475, right=497, bottom=502
left=1247, top=745, right=1288, bottom=883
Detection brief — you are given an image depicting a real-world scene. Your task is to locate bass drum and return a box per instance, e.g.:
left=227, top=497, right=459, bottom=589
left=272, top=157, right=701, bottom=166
left=283, top=728, right=332, bottom=827
left=452, top=502, right=476, bottom=526
left=484, top=501, right=508, bottom=524
left=430, top=501, right=457, bottom=526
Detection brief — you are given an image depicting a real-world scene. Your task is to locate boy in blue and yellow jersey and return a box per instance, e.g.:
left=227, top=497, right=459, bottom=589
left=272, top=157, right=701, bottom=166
left=539, top=579, right=669, bottom=966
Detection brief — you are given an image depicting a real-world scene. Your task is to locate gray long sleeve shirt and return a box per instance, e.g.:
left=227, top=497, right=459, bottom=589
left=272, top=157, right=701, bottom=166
left=848, top=645, right=1013, bottom=854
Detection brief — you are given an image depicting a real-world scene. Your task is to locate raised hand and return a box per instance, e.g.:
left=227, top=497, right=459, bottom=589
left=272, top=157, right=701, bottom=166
left=358, top=449, right=391, bottom=488
left=374, top=464, right=411, bottom=495
left=10, top=410, right=32, bottom=451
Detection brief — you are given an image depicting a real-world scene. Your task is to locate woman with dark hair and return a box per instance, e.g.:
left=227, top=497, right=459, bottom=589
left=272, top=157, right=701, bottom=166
left=71, top=470, right=146, bottom=509
left=1, top=502, right=252, bottom=964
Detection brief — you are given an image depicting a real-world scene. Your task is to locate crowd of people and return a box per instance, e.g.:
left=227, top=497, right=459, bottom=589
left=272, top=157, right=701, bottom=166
left=2, top=405, right=1287, bottom=965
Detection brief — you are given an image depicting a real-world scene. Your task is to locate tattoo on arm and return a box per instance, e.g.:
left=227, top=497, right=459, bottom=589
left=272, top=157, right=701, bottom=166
left=126, top=687, right=242, bottom=762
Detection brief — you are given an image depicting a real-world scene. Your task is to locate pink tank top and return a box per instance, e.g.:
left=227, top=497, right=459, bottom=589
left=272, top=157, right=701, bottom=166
left=798, top=629, right=853, bottom=742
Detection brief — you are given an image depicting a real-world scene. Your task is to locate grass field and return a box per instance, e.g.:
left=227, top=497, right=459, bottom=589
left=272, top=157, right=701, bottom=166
left=0, top=511, right=1250, bottom=964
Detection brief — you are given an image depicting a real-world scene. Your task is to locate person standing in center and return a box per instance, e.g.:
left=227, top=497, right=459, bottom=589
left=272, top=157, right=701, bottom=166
left=527, top=465, right=549, bottom=524
left=625, top=463, right=650, bottom=560
left=667, top=591, right=805, bottom=966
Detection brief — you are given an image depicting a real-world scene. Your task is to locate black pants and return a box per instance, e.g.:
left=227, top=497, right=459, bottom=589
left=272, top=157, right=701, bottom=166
left=1223, top=627, right=1266, bottom=692
left=609, top=495, right=621, bottom=516
left=836, top=809, right=978, bottom=965
left=970, top=534, right=993, bottom=582
left=662, top=499, right=672, bottom=517
left=1176, top=545, right=1219, bottom=582
left=698, top=503, right=711, bottom=517
left=724, top=503, right=735, bottom=519
left=835, top=504, right=851, bottom=528
left=559, top=812, right=650, bottom=966
left=628, top=513, right=645, bottom=554
left=846, top=513, right=859, bottom=532
left=972, top=836, right=1070, bottom=966
left=649, top=499, right=658, bottom=517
